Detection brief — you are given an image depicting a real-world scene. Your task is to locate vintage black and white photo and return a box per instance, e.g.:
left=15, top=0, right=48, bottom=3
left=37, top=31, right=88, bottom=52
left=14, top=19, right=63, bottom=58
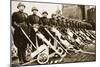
left=11, top=0, right=96, bottom=66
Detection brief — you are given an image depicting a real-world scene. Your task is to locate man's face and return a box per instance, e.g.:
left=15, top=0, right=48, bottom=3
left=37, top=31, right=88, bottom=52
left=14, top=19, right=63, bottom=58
left=52, top=15, right=56, bottom=19
left=62, top=18, right=66, bottom=22
left=18, top=6, right=25, bottom=12
left=32, top=10, right=38, bottom=14
left=58, top=17, right=61, bottom=20
left=42, top=14, right=48, bottom=17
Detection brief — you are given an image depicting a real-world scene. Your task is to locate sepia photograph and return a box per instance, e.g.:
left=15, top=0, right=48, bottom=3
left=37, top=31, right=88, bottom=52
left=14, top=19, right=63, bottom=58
left=11, top=0, right=96, bottom=66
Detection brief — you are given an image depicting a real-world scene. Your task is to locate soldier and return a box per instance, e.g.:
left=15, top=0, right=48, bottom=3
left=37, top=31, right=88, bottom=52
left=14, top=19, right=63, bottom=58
left=27, top=7, right=40, bottom=26
left=65, top=18, right=70, bottom=28
left=48, top=14, right=58, bottom=46
left=39, top=11, right=49, bottom=26
left=27, top=7, right=40, bottom=49
left=49, top=13, right=57, bottom=27
left=56, top=16, right=62, bottom=31
left=12, top=3, right=28, bottom=64
left=57, top=16, right=62, bottom=26
left=39, top=11, right=50, bottom=40
left=60, top=16, right=67, bottom=33
left=61, top=16, right=66, bottom=27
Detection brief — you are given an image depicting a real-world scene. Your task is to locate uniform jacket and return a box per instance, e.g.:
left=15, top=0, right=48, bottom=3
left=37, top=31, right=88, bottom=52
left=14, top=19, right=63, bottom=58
left=39, top=17, right=49, bottom=26
left=12, top=11, right=28, bottom=48
left=49, top=18, right=57, bottom=27
left=27, top=14, right=40, bottom=26
left=12, top=11, right=28, bottom=29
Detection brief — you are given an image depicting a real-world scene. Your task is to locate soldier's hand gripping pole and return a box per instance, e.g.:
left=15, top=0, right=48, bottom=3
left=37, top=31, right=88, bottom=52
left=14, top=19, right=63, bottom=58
left=20, top=27, right=37, bottom=49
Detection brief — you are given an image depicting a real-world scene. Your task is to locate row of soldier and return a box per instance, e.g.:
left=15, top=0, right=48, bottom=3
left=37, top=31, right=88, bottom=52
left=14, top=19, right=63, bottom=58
left=11, top=3, right=93, bottom=64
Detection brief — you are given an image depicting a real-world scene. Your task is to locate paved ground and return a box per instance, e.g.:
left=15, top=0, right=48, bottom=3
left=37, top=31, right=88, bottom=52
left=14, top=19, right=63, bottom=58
left=11, top=40, right=96, bottom=66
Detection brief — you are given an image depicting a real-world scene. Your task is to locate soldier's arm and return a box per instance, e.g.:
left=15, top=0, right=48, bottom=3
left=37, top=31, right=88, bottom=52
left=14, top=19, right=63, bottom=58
left=49, top=18, right=53, bottom=27
left=25, top=13, right=28, bottom=26
left=48, top=18, right=51, bottom=26
left=12, top=13, right=18, bottom=28
left=27, top=16, right=33, bottom=27
left=47, top=19, right=50, bottom=26
left=38, top=18, right=43, bottom=26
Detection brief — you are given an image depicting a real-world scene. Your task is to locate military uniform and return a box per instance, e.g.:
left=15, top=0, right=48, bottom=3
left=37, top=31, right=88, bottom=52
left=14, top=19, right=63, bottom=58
left=39, top=17, right=49, bottom=26
left=49, top=18, right=57, bottom=27
left=61, top=16, right=66, bottom=27
left=39, top=11, right=50, bottom=40
left=39, top=11, right=49, bottom=26
left=65, top=19, right=70, bottom=28
left=27, top=14, right=40, bottom=26
left=49, top=14, right=57, bottom=27
left=27, top=14, right=40, bottom=48
left=57, top=16, right=62, bottom=26
left=27, top=6, right=40, bottom=26
left=12, top=10, right=28, bottom=63
left=27, top=7, right=40, bottom=50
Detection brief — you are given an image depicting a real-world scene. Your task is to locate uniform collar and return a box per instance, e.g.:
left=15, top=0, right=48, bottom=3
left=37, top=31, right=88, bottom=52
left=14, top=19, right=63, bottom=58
left=52, top=18, right=57, bottom=20
left=32, top=14, right=37, bottom=16
left=18, top=11, right=24, bottom=13
left=42, top=16, right=47, bottom=18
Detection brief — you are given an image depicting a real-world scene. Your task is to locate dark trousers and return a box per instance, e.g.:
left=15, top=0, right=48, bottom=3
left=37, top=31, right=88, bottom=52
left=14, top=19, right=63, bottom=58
left=17, top=46, right=26, bottom=63
left=13, top=28, right=28, bottom=63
